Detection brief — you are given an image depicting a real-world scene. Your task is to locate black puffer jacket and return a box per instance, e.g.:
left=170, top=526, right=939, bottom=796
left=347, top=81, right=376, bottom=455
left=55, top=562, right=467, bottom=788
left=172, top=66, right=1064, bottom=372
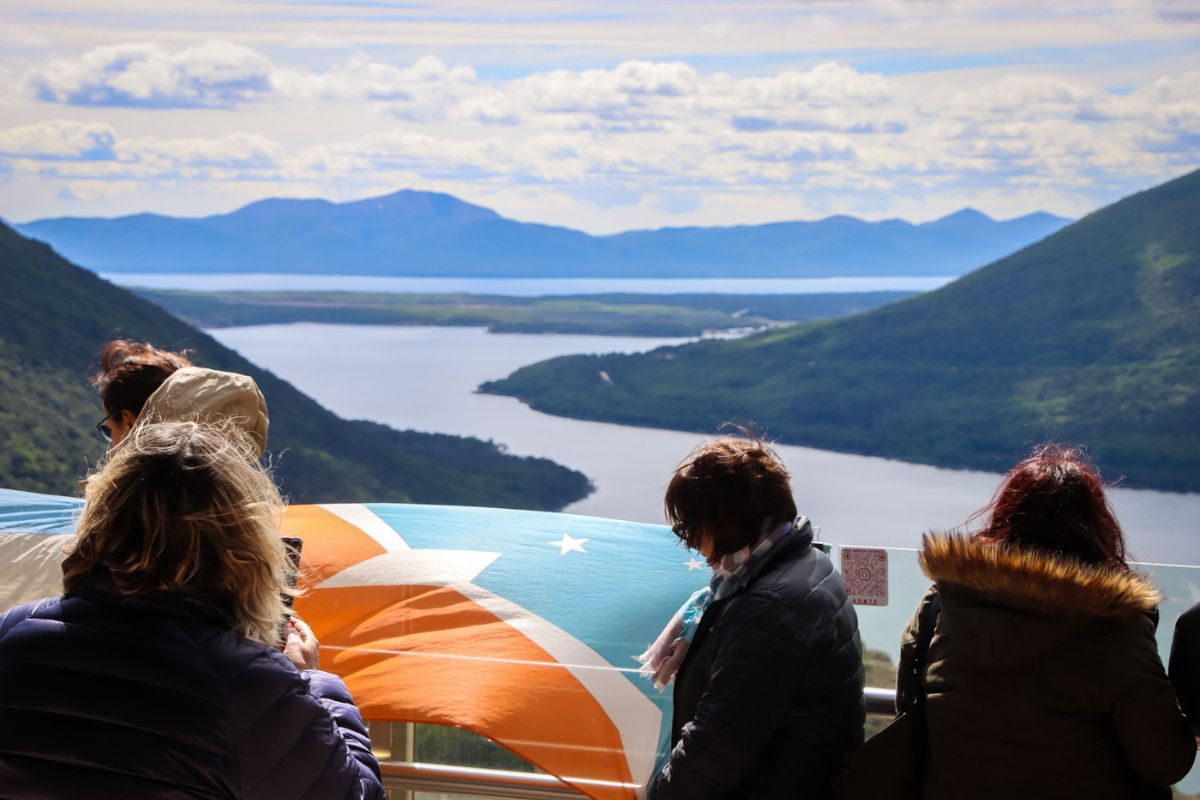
left=0, top=575, right=385, bottom=799
left=1169, top=601, right=1200, bottom=732
left=648, top=524, right=865, bottom=800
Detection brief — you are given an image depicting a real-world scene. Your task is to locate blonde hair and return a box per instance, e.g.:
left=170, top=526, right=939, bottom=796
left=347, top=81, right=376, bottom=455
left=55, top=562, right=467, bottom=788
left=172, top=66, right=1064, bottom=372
left=64, top=421, right=290, bottom=645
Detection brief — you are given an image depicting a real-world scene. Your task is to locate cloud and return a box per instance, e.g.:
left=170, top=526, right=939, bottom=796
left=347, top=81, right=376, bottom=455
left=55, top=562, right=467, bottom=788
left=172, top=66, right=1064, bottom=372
left=741, top=62, right=895, bottom=107
left=0, top=123, right=286, bottom=185
left=57, top=180, right=138, bottom=202
left=6, top=47, right=1198, bottom=225
left=0, top=120, right=117, bottom=160
left=24, top=41, right=275, bottom=108
left=448, top=59, right=908, bottom=141
left=273, top=54, right=477, bottom=109
left=125, top=133, right=286, bottom=169
left=481, top=60, right=700, bottom=127
left=24, top=43, right=479, bottom=113
left=297, top=130, right=508, bottom=180
left=286, top=32, right=353, bottom=50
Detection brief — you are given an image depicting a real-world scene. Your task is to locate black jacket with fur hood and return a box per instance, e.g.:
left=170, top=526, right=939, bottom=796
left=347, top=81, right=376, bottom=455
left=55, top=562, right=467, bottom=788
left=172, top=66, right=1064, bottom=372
left=898, top=533, right=1194, bottom=800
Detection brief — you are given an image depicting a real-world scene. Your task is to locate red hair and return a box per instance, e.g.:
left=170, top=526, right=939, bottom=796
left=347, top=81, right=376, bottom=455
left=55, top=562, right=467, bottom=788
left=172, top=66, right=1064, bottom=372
left=975, top=444, right=1127, bottom=568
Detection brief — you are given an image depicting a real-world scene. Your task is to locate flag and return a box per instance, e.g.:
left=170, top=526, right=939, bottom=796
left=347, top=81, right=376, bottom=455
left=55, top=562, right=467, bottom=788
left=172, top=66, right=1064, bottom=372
left=0, top=488, right=80, bottom=603
left=0, top=491, right=709, bottom=799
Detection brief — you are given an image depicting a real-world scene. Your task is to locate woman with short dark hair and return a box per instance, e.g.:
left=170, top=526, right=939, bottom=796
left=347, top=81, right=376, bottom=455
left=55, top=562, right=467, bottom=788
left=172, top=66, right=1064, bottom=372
left=641, top=435, right=865, bottom=800
left=898, top=444, right=1194, bottom=799
left=0, top=421, right=384, bottom=799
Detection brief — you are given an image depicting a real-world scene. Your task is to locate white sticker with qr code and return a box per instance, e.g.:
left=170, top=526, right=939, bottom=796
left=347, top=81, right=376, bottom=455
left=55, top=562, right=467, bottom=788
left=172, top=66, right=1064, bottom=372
left=841, top=547, right=888, bottom=606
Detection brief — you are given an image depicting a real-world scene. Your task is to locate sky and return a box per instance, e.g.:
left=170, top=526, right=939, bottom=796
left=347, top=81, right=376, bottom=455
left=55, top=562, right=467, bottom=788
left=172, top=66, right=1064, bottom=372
left=0, top=0, right=1196, bottom=234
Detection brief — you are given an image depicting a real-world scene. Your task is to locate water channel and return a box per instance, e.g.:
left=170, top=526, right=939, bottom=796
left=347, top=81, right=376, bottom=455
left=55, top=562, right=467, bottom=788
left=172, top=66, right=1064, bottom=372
left=209, top=323, right=1200, bottom=566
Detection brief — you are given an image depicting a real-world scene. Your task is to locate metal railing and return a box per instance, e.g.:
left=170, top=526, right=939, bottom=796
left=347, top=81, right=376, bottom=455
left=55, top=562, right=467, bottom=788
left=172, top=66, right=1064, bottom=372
left=380, top=762, right=588, bottom=798
left=376, top=688, right=899, bottom=798
left=865, top=686, right=896, bottom=715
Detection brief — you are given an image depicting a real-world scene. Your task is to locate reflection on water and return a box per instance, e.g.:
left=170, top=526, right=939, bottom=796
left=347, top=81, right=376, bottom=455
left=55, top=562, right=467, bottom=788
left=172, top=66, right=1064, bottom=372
left=209, top=323, right=1200, bottom=565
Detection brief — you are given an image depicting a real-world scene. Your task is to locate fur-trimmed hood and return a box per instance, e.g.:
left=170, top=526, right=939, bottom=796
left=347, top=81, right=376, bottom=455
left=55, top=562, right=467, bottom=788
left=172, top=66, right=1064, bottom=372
left=921, top=533, right=1161, bottom=618
left=920, top=532, right=1162, bottom=668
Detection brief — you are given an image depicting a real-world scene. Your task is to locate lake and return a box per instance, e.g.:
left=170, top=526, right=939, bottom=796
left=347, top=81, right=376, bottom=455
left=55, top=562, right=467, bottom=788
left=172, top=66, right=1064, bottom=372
left=105, top=272, right=953, bottom=296
left=209, top=323, right=1200, bottom=566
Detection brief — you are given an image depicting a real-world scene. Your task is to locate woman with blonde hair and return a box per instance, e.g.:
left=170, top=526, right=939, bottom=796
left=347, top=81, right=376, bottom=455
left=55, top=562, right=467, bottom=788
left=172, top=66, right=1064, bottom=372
left=0, top=422, right=384, bottom=799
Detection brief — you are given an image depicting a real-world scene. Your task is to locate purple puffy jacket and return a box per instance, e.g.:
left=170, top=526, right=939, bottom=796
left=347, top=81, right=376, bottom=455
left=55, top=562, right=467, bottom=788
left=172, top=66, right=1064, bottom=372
left=0, top=575, right=385, bottom=799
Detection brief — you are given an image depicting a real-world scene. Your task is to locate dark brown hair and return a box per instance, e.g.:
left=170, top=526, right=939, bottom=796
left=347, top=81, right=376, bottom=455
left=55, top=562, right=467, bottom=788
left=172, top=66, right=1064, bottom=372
left=93, top=339, right=192, bottom=418
left=974, top=444, right=1128, bottom=568
left=665, top=434, right=797, bottom=558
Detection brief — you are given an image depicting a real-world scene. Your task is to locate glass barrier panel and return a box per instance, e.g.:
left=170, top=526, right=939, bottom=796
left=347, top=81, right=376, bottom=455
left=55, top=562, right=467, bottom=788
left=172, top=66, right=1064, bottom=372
left=348, top=645, right=655, bottom=800
left=827, top=545, right=1200, bottom=796
left=1135, top=560, right=1200, bottom=799
left=352, top=544, right=1200, bottom=800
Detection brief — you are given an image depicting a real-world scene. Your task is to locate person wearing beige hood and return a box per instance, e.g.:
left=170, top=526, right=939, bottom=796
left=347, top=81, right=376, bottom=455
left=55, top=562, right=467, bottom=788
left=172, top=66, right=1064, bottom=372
left=93, top=339, right=269, bottom=456
left=0, top=340, right=267, bottom=606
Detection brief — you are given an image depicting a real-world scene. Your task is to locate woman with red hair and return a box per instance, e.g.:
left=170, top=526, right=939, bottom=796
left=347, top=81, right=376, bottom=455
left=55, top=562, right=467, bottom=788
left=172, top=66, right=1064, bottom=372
left=897, top=444, right=1193, bottom=799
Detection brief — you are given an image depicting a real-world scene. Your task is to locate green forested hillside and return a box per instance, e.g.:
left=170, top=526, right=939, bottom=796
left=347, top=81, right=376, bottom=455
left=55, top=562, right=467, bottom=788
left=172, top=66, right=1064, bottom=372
left=0, top=224, right=591, bottom=507
left=484, top=170, right=1200, bottom=492
left=133, top=288, right=913, bottom=337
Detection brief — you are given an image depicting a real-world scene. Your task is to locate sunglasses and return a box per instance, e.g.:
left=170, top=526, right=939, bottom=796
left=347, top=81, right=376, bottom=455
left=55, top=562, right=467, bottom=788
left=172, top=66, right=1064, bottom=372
left=96, top=417, right=113, bottom=443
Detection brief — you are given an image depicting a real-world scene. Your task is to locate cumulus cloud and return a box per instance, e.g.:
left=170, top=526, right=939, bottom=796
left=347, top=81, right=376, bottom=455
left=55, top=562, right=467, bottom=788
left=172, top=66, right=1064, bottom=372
left=24, top=43, right=478, bottom=113
left=8, top=46, right=1199, bottom=222
left=273, top=54, right=477, bottom=111
left=0, top=123, right=287, bottom=186
left=0, top=120, right=117, bottom=160
left=296, top=130, right=508, bottom=180
left=24, top=42, right=274, bottom=108
left=447, top=59, right=902, bottom=140
left=124, top=133, right=286, bottom=169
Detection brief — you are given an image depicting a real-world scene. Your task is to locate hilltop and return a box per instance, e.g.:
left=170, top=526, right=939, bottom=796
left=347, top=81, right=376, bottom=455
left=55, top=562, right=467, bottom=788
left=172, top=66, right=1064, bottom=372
left=16, top=190, right=1068, bottom=278
left=0, top=223, right=591, bottom=507
left=483, top=170, right=1200, bottom=492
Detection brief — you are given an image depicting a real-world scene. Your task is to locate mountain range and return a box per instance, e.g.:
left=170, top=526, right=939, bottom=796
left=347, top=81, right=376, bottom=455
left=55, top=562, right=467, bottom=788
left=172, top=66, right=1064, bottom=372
left=482, top=169, right=1200, bottom=492
left=0, top=222, right=591, bottom=508
left=15, top=191, right=1069, bottom=278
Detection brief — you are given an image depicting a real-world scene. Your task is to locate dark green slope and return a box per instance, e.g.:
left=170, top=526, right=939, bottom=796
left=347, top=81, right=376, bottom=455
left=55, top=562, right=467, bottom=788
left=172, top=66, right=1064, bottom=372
left=484, top=170, right=1200, bottom=491
left=0, top=223, right=591, bottom=508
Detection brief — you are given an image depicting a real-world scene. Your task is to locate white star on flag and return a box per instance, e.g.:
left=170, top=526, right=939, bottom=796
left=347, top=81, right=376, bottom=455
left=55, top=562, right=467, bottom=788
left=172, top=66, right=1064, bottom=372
left=549, top=533, right=589, bottom=555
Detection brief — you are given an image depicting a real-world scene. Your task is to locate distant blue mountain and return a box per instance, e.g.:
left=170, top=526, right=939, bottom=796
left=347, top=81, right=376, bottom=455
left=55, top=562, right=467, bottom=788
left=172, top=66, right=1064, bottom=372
left=16, top=190, right=1071, bottom=278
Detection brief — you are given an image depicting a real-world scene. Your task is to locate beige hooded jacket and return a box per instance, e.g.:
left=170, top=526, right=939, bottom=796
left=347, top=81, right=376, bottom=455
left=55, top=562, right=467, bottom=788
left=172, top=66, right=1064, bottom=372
left=0, top=368, right=269, bottom=602
left=139, top=366, right=270, bottom=458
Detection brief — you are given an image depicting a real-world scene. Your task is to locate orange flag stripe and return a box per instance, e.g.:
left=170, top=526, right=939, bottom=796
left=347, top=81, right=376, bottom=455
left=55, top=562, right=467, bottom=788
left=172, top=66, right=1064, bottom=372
left=281, top=505, right=387, bottom=588
left=297, top=584, right=636, bottom=800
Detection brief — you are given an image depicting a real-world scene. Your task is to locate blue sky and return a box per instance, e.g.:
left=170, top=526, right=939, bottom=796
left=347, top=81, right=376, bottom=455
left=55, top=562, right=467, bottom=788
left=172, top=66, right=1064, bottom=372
left=0, top=0, right=1196, bottom=233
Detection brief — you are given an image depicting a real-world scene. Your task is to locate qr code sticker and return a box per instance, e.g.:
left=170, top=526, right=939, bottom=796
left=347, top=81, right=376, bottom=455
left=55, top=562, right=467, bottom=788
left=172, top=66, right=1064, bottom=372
left=841, top=547, right=888, bottom=607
